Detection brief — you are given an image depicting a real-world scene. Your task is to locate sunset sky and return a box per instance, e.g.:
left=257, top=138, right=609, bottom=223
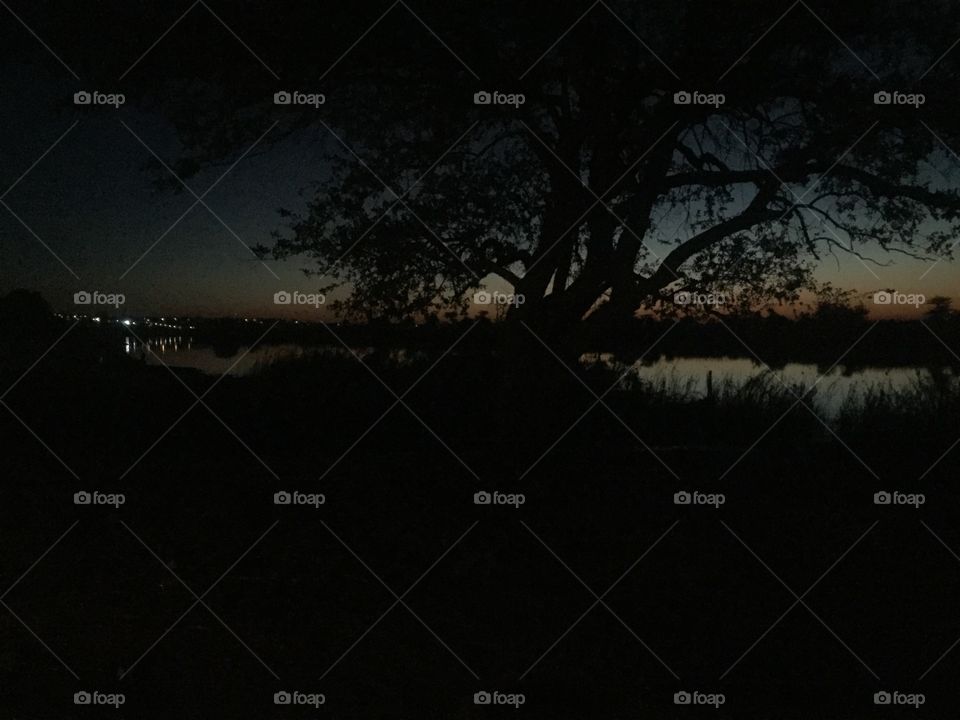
left=1, top=61, right=956, bottom=322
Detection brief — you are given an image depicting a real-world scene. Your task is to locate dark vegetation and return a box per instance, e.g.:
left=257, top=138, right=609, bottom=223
left=2, top=289, right=960, bottom=717
left=4, top=0, right=960, bottom=714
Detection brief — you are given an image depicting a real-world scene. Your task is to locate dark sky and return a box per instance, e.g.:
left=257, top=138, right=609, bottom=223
left=1, top=2, right=958, bottom=321
left=0, top=58, right=340, bottom=319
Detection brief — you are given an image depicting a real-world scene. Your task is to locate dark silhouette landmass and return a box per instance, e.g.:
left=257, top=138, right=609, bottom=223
left=1, top=289, right=958, bottom=718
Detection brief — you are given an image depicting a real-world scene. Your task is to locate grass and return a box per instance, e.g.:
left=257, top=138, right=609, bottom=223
left=244, top=350, right=960, bottom=455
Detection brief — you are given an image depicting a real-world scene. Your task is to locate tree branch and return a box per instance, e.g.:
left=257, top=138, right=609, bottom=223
left=638, top=183, right=783, bottom=295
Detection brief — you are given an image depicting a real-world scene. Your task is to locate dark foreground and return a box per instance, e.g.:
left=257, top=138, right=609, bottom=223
left=2, top=323, right=960, bottom=719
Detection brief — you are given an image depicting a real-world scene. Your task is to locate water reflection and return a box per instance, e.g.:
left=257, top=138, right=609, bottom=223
left=125, top=338, right=368, bottom=376
left=125, top=336, right=194, bottom=358
left=589, top=354, right=955, bottom=416
left=123, top=338, right=953, bottom=417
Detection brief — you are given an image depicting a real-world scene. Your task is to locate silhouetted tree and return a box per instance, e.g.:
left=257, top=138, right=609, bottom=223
left=34, top=1, right=960, bottom=349
left=0, top=289, right=58, bottom=368
left=926, top=295, right=955, bottom=321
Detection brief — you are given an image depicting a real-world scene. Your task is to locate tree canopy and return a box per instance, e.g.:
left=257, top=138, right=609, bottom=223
left=25, top=0, right=960, bottom=334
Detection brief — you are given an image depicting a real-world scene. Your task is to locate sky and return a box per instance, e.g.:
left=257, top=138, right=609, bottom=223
left=0, top=60, right=333, bottom=320
left=1, top=59, right=957, bottom=323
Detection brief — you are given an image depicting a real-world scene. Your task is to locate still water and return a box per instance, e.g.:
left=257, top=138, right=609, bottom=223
left=126, top=337, right=949, bottom=416
left=126, top=336, right=326, bottom=376
left=593, top=355, right=943, bottom=416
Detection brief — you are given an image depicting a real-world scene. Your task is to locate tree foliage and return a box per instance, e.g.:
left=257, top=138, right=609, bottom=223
left=30, top=0, right=960, bottom=333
